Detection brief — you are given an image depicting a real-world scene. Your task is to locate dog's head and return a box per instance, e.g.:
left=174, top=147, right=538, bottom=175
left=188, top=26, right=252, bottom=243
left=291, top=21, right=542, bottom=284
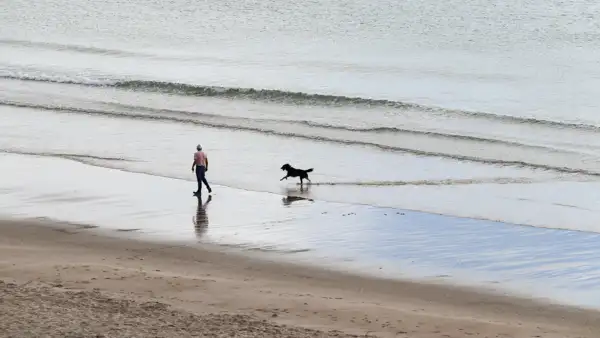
left=281, top=163, right=291, bottom=171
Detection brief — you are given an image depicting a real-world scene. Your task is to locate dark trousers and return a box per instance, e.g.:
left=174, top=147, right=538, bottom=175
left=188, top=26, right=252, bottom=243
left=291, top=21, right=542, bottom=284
left=195, top=166, right=211, bottom=193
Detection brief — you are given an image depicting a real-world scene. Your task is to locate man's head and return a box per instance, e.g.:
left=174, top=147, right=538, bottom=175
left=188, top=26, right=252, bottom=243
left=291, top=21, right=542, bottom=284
left=196, top=144, right=202, bottom=151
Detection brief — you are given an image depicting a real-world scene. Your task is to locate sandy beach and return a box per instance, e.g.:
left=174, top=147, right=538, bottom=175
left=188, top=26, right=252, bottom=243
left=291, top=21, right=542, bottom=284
left=1, top=218, right=598, bottom=338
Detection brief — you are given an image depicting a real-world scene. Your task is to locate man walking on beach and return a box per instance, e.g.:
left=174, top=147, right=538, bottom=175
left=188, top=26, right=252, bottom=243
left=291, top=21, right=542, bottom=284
left=192, top=144, right=212, bottom=196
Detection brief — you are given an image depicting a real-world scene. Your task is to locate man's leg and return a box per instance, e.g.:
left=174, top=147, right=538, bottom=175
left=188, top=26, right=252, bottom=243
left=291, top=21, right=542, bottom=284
left=195, top=168, right=202, bottom=194
left=199, top=166, right=212, bottom=193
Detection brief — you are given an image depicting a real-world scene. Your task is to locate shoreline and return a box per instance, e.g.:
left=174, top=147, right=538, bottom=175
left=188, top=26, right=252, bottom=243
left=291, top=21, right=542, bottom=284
left=2, top=218, right=599, bottom=337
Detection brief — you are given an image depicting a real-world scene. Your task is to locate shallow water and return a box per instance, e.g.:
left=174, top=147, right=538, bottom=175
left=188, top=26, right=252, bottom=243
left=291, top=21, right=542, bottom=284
left=3, top=100, right=600, bottom=232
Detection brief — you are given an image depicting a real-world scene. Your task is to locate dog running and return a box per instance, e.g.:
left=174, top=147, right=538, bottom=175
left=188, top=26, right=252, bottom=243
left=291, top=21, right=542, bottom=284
left=280, top=163, right=313, bottom=185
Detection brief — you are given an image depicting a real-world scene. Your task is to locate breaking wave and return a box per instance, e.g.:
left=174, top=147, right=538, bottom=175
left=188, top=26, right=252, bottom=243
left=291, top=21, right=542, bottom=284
left=2, top=70, right=600, bottom=132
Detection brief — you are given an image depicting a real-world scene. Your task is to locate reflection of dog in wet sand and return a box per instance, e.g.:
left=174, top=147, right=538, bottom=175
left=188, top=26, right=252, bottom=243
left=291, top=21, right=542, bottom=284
left=280, top=163, right=313, bottom=186
left=282, top=195, right=314, bottom=206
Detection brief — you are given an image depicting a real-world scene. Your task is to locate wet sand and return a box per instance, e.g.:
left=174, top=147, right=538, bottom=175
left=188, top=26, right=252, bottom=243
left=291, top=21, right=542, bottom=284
left=5, top=152, right=600, bottom=309
left=1, top=218, right=599, bottom=338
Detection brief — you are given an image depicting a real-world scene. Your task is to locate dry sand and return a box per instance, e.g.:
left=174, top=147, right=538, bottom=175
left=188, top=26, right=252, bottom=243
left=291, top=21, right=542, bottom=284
left=1, top=218, right=599, bottom=338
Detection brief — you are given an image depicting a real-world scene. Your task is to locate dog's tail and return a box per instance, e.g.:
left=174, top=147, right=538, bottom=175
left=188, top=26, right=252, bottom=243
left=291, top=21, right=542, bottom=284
left=305, top=168, right=314, bottom=173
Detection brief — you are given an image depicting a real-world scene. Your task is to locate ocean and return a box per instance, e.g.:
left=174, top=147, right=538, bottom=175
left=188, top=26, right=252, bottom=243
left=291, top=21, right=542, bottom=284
left=3, top=0, right=600, bottom=307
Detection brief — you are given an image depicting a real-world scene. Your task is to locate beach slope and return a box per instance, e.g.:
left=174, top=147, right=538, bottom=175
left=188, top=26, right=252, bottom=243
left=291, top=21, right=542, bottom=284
left=1, top=219, right=598, bottom=338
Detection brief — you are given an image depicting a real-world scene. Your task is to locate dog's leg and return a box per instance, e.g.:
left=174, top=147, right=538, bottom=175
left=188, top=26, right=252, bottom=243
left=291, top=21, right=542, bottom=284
left=280, top=175, right=288, bottom=181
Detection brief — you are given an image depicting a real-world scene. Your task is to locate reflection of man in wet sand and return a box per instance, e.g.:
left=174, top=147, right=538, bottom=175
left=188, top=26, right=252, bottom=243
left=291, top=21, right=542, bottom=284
left=193, top=195, right=212, bottom=238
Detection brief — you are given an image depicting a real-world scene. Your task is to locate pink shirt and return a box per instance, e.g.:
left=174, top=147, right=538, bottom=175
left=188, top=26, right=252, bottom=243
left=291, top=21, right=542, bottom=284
left=194, top=151, right=207, bottom=167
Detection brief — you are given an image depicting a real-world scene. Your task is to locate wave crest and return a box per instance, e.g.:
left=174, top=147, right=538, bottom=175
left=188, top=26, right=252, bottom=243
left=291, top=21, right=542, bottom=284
left=2, top=71, right=600, bottom=131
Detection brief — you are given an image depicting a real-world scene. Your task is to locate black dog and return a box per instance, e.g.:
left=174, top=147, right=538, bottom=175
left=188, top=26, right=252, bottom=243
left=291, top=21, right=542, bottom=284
left=280, top=163, right=313, bottom=185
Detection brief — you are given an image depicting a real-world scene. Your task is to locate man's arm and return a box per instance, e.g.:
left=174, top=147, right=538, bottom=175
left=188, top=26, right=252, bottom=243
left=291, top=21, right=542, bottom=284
left=205, top=156, right=208, bottom=171
left=191, top=155, right=196, bottom=172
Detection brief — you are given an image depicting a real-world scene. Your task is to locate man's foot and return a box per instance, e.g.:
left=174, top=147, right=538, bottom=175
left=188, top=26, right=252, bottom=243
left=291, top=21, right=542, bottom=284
left=193, top=191, right=199, bottom=196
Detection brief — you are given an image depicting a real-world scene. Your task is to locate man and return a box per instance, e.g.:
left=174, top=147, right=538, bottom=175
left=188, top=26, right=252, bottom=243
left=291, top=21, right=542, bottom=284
left=191, top=144, right=212, bottom=196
